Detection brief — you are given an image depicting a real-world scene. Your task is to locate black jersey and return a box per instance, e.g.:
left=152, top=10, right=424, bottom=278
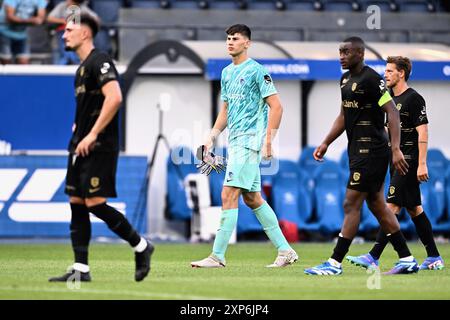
left=69, top=49, right=120, bottom=153
left=389, top=88, right=428, bottom=161
left=340, top=65, right=392, bottom=159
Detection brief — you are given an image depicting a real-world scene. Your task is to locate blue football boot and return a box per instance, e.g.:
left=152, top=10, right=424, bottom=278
left=304, top=261, right=343, bottom=276
left=419, top=256, right=444, bottom=270
left=383, top=259, right=419, bottom=275
left=346, top=253, right=379, bottom=270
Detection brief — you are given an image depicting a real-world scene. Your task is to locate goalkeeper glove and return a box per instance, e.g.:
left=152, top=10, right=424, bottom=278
left=196, top=145, right=226, bottom=176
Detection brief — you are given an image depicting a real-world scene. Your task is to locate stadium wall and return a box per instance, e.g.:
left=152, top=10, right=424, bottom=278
left=1, top=67, right=449, bottom=238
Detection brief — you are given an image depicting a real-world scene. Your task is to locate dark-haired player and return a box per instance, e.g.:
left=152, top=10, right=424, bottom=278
left=347, top=56, right=444, bottom=271
left=49, top=14, right=154, bottom=282
left=305, top=38, right=419, bottom=275
left=191, top=24, right=298, bottom=268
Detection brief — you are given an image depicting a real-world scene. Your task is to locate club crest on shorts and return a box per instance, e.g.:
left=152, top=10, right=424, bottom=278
left=353, top=172, right=360, bottom=181
left=389, top=186, right=395, bottom=195
left=90, top=177, right=100, bottom=188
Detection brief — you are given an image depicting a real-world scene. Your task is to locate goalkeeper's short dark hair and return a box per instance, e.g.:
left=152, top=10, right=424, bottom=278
left=387, top=56, right=412, bottom=82
left=226, top=24, right=251, bottom=40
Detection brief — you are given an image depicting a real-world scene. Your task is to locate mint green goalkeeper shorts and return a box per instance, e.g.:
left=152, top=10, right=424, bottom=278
left=223, top=145, right=261, bottom=192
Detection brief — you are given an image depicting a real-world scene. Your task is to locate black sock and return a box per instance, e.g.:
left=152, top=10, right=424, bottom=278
left=369, top=215, right=401, bottom=260
left=70, top=203, right=91, bottom=265
left=412, top=212, right=440, bottom=257
left=369, top=229, right=389, bottom=260
left=387, top=230, right=411, bottom=259
left=331, top=236, right=353, bottom=263
left=88, top=203, right=141, bottom=247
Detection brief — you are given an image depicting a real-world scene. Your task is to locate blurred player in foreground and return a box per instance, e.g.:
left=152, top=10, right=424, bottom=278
left=49, top=14, right=153, bottom=283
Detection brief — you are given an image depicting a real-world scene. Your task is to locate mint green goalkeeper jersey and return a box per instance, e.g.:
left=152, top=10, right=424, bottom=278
left=220, top=58, right=277, bottom=151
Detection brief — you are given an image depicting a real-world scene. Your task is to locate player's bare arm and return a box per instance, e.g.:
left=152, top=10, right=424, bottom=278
left=416, top=123, right=429, bottom=182
left=314, top=105, right=345, bottom=161
left=75, top=80, right=122, bottom=157
left=205, top=101, right=228, bottom=151
left=383, top=99, right=409, bottom=175
left=263, top=94, right=283, bottom=159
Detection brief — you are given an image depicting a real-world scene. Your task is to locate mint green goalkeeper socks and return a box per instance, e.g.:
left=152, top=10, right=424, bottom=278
left=253, top=202, right=291, bottom=251
left=212, top=208, right=238, bottom=261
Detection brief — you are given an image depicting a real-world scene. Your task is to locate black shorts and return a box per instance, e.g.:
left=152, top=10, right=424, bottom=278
left=65, top=152, right=118, bottom=198
left=347, top=155, right=389, bottom=193
left=386, top=163, right=421, bottom=208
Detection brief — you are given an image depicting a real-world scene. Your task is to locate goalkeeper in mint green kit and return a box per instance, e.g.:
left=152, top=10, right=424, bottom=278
left=191, top=24, right=298, bottom=268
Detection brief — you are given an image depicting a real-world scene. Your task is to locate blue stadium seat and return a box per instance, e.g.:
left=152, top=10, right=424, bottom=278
left=271, top=160, right=313, bottom=229
left=340, top=149, right=349, bottom=171
left=421, top=168, right=446, bottom=223
left=166, top=146, right=197, bottom=220
left=323, top=0, right=361, bottom=11
left=447, top=166, right=450, bottom=214
left=427, top=148, right=448, bottom=173
left=169, top=0, right=203, bottom=9
left=398, top=0, right=436, bottom=12
left=286, top=0, right=324, bottom=11
left=237, top=193, right=265, bottom=234
left=300, top=167, right=315, bottom=212
left=247, top=0, right=277, bottom=10
left=433, top=167, right=450, bottom=232
left=208, top=0, right=240, bottom=9
left=359, top=0, right=398, bottom=12
left=129, top=0, right=162, bottom=8
left=298, top=145, right=322, bottom=173
left=313, top=161, right=344, bottom=234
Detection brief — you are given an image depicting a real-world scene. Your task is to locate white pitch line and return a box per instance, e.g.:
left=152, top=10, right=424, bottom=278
left=0, top=286, right=227, bottom=300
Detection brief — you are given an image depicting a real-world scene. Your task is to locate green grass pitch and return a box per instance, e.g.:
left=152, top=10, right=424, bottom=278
left=0, top=242, right=449, bottom=300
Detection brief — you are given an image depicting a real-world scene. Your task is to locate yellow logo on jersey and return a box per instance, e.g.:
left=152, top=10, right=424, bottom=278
left=389, top=186, right=395, bottom=195
left=90, top=177, right=100, bottom=188
left=75, top=85, right=86, bottom=96
left=396, top=103, right=402, bottom=111
left=352, top=83, right=357, bottom=91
